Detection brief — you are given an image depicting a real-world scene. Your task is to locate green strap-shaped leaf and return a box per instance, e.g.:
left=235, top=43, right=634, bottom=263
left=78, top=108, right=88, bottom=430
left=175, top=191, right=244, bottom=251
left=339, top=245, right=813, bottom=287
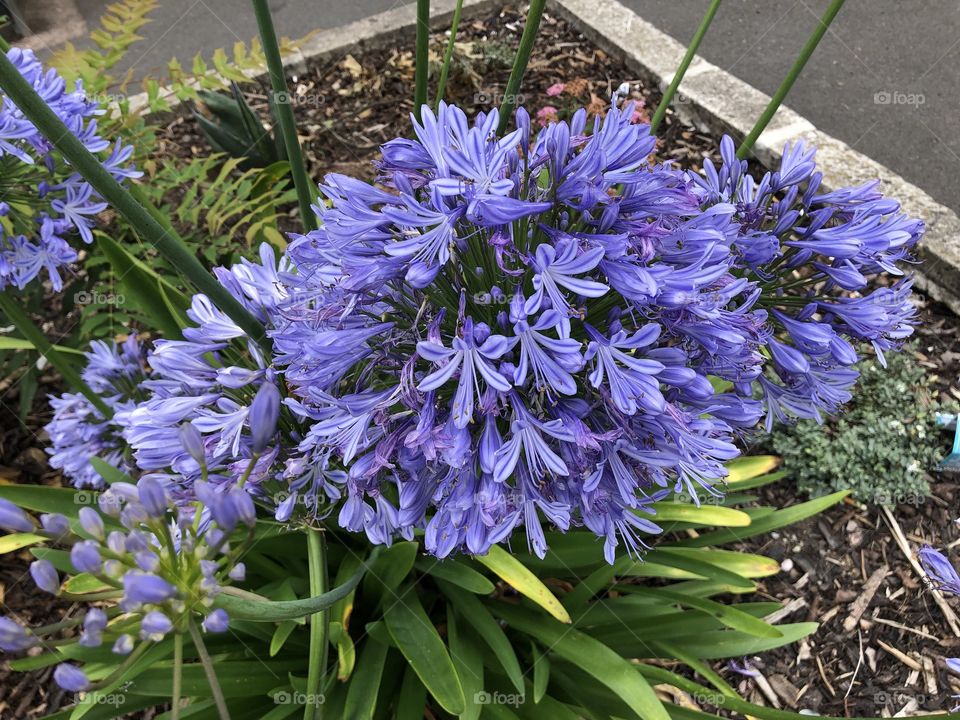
left=0, top=484, right=94, bottom=516
left=0, top=336, right=83, bottom=354
left=90, top=456, right=136, bottom=486
left=641, top=548, right=756, bottom=589
left=615, top=586, right=781, bottom=638
left=648, top=547, right=780, bottom=579
left=474, top=545, right=570, bottom=623
left=384, top=589, right=466, bottom=715
left=491, top=602, right=669, bottom=720
left=417, top=558, right=495, bottom=595
left=447, top=606, right=483, bottom=720
left=724, top=455, right=780, bottom=484
left=0, top=532, right=46, bottom=554
left=676, top=491, right=850, bottom=547
left=440, top=581, right=524, bottom=694
left=641, top=502, right=751, bottom=527
left=215, top=555, right=368, bottom=621
left=344, top=638, right=389, bottom=720
left=98, top=235, right=190, bottom=339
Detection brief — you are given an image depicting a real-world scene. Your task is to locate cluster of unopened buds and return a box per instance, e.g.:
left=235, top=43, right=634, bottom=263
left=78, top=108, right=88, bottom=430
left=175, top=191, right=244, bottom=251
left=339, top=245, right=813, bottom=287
left=0, top=468, right=253, bottom=693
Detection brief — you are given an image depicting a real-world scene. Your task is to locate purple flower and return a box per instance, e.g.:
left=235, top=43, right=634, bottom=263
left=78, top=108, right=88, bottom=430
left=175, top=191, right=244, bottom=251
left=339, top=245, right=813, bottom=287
left=249, top=382, right=281, bottom=454
left=0, top=617, right=36, bottom=651
left=53, top=664, right=90, bottom=692
left=70, top=541, right=101, bottom=574
left=919, top=546, right=960, bottom=595
left=0, top=499, right=33, bottom=532
left=417, top=318, right=513, bottom=428
left=123, top=572, right=176, bottom=605
left=202, top=609, right=230, bottom=633
left=140, top=611, right=172, bottom=641
left=29, top=560, right=59, bottom=595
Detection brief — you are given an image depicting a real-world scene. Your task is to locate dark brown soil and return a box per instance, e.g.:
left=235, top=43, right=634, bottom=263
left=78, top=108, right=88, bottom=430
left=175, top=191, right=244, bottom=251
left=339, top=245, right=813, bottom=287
left=3, top=4, right=960, bottom=718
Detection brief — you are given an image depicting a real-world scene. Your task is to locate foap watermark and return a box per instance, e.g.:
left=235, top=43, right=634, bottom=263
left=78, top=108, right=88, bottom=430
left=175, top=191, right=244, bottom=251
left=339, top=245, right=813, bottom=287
left=873, top=90, right=925, bottom=108
left=271, top=491, right=321, bottom=510
left=74, top=490, right=99, bottom=507
left=273, top=690, right=326, bottom=707
left=271, top=90, right=327, bottom=107
left=74, top=289, right=125, bottom=307
left=473, top=691, right=525, bottom=708
left=474, top=91, right=526, bottom=107
left=692, top=692, right=727, bottom=707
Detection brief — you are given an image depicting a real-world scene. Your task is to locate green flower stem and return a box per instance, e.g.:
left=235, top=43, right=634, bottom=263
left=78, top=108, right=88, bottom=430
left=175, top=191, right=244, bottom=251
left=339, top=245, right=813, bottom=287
left=172, top=631, right=183, bottom=720
left=435, top=0, right=463, bottom=107
left=0, top=35, right=9, bottom=52
left=414, top=0, right=431, bottom=120
left=250, top=0, right=317, bottom=233
left=0, top=51, right=271, bottom=353
left=737, top=0, right=846, bottom=159
left=0, top=291, right=112, bottom=417
left=650, top=0, right=722, bottom=132
left=188, top=619, right=231, bottom=720
left=303, top=528, right=328, bottom=720
left=497, top=0, right=546, bottom=134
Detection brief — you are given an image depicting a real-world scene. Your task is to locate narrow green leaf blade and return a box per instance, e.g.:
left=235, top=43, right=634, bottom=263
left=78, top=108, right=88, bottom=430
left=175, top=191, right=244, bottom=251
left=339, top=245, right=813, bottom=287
left=475, top=546, right=570, bottom=623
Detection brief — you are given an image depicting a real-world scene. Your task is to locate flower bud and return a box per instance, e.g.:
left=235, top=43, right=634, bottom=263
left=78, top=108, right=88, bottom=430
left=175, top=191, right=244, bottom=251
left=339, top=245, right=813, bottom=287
left=135, top=551, right=159, bottom=572
left=249, top=382, right=280, bottom=454
left=0, top=617, right=36, bottom=651
left=70, top=541, right=101, bottom=574
left=140, top=611, right=172, bottom=641
left=106, top=531, right=126, bottom=554
left=228, top=563, right=246, bottom=582
left=54, top=664, right=90, bottom=692
left=123, top=572, right=176, bottom=605
left=112, top=634, right=134, bottom=655
left=137, top=476, right=169, bottom=518
left=29, top=560, right=59, bottom=595
left=179, top=422, right=206, bottom=464
left=78, top=507, right=104, bottom=540
left=202, top=609, right=229, bottom=633
left=0, top=498, right=33, bottom=533
left=40, top=513, right=70, bottom=539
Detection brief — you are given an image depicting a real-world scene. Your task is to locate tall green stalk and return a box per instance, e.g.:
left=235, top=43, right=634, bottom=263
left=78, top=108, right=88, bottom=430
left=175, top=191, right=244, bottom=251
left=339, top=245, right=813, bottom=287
left=435, top=0, right=463, bottom=107
left=650, top=0, right=722, bottom=132
left=737, top=0, right=846, bottom=158
left=251, top=0, right=317, bottom=233
left=414, top=0, right=431, bottom=120
left=171, top=631, right=183, bottom=720
left=0, top=291, right=112, bottom=417
left=303, top=529, right=328, bottom=720
left=497, top=0, right=546, bottom=134
left=0, top=52, right=270, bottom=352
left=189, top=620, right=231, bottom=720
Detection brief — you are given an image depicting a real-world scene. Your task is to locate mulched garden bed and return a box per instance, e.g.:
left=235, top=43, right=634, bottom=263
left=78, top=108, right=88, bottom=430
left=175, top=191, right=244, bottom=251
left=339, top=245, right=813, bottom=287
left=3, top=4, right=960, bottom=718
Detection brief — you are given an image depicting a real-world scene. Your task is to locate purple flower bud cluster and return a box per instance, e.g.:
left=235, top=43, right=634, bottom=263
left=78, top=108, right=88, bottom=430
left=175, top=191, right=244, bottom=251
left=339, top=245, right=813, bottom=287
left=46, top=336, right=148, bottom=488
left=0, top=49, right=140, bottom=291
left=44, top=101, right=921, bottom=564
left=0, top=477, right=247, bottom=693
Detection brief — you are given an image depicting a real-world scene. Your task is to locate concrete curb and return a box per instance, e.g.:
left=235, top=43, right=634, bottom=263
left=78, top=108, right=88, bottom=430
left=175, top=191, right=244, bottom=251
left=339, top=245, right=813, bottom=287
left=552, top=0, right=960, bottom=315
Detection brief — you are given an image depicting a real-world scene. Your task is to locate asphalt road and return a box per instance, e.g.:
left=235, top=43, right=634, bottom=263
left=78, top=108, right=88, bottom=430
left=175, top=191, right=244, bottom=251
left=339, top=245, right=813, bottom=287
left=66, top=0, right=960, bottom=214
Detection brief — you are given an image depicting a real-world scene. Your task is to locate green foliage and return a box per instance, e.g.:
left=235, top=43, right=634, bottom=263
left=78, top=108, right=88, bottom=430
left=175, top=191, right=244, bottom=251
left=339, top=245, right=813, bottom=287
left=3, top=458, right=846, bottom=720
left=769, top=345, right=950, bottom=503
left=194, top=83, right=286, bottom=169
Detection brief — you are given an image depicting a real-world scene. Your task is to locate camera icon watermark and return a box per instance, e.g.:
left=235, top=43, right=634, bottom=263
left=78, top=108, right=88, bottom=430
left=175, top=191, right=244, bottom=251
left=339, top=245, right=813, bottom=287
left=658, top=79, right=692, bottom=105
left=473, top=691, right=525, bottom=707
left=74, top=490, right=98, bottom=506
left=873, top=90, right=924, bottom=108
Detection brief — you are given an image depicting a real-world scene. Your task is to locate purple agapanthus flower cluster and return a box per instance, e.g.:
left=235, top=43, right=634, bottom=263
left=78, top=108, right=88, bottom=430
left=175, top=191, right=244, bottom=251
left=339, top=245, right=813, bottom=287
left=0, top=48, right=140, bottom=291
left=46, top=335, right=147, bottom=488
left=47, top=101, right=922, bottom=563
left=0, top=469, right=249, bottom=692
